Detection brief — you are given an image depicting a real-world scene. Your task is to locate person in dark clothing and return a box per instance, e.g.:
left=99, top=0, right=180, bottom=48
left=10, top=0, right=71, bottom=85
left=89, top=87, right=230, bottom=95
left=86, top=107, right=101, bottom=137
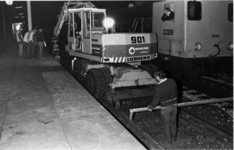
left=23, top=31, right=30, bottom=58
left=35, top=27, right=46, bottom=59
left=28, top=28, right=37, bottom=59
left=147, top=68, right=178, bottom=148
left=161, top=7, right=174, bottom=21
left=16, top=27, right=24, bottom=56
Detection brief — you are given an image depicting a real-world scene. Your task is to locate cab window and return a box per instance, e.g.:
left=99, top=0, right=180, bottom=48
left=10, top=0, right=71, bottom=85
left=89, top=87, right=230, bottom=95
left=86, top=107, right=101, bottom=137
left=187, top=1, right=202, bottom=20
left=85, top=12, right=91, bottom=31
left=143, top=18, right=152, bottom=32
left=68, top=14, right=73, bottom=37
left=161, top=3, right=175, bottom=22
left=93, top=12, right=105, bottom=27
left=74, top=12, right=81, bottom=32
left=228, top=4, right=233, bottom=22
left=82, top=11, right=91, bottom=38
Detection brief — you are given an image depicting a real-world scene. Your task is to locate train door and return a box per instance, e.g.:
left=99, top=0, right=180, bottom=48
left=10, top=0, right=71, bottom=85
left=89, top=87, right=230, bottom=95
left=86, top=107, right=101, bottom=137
left=153, top=1, right=184, bottom=57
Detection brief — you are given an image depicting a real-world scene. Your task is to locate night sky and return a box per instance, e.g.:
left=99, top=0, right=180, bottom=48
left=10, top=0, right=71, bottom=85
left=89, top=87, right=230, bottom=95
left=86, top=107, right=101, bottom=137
left=0, top=1, right=154, bottom=42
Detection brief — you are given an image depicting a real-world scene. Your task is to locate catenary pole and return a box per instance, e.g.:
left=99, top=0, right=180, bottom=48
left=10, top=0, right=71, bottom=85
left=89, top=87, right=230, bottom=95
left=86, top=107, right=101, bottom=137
left=1, top=2, right=6, bottom=37
left=27, top=1, right=32, bottom=31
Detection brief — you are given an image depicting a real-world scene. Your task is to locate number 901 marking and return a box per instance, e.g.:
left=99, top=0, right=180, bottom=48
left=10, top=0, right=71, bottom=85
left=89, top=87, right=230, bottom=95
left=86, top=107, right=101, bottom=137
left=131, top=36, right=145, bottom=43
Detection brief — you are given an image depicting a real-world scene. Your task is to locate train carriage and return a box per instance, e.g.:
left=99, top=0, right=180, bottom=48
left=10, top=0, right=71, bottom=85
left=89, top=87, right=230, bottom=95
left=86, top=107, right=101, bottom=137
left=153, top=0, right=233, bottom=79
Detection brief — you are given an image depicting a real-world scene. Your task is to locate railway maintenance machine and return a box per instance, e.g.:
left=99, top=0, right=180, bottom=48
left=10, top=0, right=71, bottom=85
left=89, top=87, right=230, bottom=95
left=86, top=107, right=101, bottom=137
left=54, top=1, right=158, bottom=108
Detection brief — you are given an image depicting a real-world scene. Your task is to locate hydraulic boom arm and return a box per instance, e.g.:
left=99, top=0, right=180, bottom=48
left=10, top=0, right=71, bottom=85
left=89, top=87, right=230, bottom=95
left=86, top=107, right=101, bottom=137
left=53, top=1, right=96, bottom=38
left=54, top=2, right=69, bottom=38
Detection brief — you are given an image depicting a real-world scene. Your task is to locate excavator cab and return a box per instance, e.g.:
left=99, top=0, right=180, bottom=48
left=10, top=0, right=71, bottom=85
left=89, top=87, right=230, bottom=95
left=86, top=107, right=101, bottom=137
left=67, top=8, right=106, bottom=53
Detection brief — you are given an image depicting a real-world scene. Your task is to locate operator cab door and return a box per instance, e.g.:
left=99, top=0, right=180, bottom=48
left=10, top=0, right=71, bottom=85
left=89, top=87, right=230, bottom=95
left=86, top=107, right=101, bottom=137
left=74, top=12, right=82, bottom=51
left=68, top=13, right=76, bottom=51
left=81, top=11, right=92, bottom=54
left=68, top=12, right=87, bottom=52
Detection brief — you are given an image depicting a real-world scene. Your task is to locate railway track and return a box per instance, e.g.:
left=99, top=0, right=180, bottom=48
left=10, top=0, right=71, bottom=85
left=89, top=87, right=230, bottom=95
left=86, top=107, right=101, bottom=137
left=119, top=95, right=233, bottom=149
left=179, top=78, right=233, bottom=98
left=59, top=59, right=233, bottom=149
left=105, top=86, right=233, bottom=149
left=198, top=76, right=233, bottom=91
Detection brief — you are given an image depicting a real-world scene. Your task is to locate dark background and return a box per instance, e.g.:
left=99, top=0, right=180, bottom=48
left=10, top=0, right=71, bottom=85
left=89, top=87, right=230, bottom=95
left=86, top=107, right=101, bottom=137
left=0, top=1, right=155, bottom=41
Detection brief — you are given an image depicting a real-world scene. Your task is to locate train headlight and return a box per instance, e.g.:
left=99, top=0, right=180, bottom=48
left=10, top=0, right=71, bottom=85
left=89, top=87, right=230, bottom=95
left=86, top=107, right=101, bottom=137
left=227, top=42, right=233, bottom=50
left=195, top=42, right=202, bottom=51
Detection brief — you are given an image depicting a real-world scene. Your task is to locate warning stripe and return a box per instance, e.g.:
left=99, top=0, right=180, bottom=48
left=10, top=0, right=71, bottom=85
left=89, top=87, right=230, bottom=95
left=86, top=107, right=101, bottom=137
left=118, top=57, right=122, bottom=63
left=122, top=57, right=126, bottom=62
left=101, top=55, right=155, bottom=63
left=114, top=57, right=118, bottom=63
left=102, top=57, right=126, bottom=63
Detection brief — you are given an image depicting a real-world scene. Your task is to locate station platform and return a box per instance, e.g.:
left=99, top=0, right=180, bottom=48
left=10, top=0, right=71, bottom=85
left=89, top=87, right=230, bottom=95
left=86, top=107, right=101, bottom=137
left=0, top=43, right=146, bottom=150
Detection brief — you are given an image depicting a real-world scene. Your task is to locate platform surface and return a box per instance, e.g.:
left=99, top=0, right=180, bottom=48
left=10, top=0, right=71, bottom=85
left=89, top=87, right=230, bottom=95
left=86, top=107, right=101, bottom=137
left=0, top=43, right=146, bottom=150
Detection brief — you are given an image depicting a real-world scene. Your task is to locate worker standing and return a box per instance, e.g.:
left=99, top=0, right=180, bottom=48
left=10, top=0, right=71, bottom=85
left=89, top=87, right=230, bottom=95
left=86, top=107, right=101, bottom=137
left=23, top=31, right=29, bottom=58
left=27, top=28, right=37, bottom=59
left=147, top=68, right=178, bottom=148
left=35, top=27, right=46, bottom=59
left=16, top=27, right=24, bottom=57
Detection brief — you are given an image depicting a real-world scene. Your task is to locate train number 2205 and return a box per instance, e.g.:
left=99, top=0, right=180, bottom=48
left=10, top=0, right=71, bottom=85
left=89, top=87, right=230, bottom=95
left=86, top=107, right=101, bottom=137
left=163, top=29, right=174, bottom=35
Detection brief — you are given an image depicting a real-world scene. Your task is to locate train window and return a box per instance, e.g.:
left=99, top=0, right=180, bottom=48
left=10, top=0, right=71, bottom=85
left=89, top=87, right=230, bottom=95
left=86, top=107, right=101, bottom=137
left=187, top=1, right=202, bottom=20
left=161, top=3, right=175, bottom=22
left=228, top=4, right=233, bottom=22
